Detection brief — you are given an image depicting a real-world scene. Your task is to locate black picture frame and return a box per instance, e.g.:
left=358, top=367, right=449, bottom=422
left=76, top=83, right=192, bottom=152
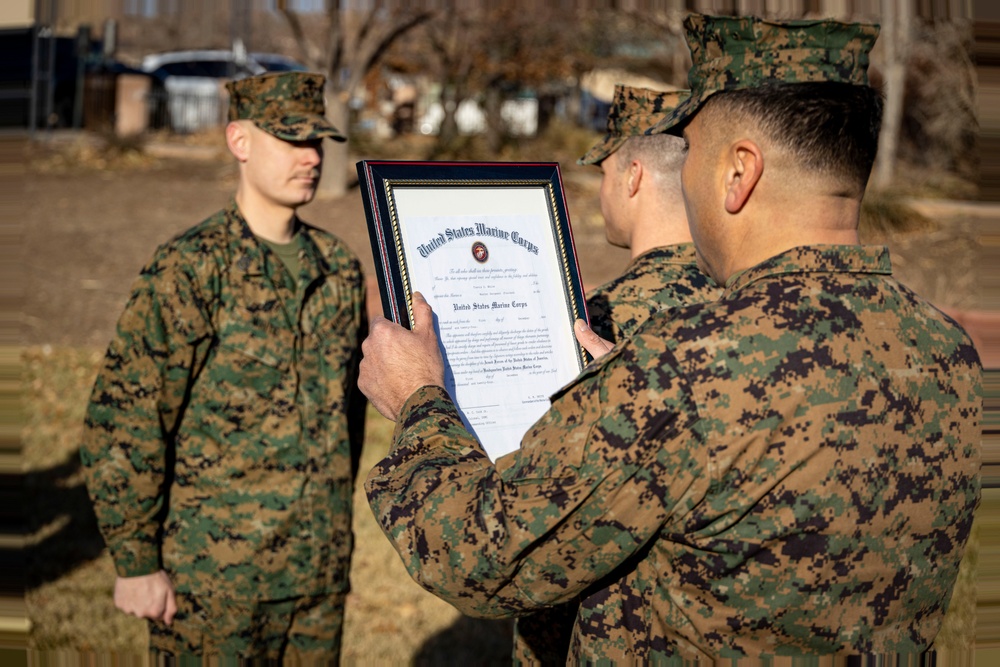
left=358, top=160, right=588, bottom=334
left=356, top=160, right=591, bottom=459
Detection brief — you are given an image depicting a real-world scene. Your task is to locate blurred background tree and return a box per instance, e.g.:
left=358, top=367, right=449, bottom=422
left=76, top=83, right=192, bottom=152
left=47, top=0, right=977, bottom=200
left=273, top=1, right=433, bottom=197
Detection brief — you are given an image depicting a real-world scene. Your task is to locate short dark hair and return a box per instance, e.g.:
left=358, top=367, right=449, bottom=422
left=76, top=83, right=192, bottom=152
left=702, top=82, right=883, bottom=194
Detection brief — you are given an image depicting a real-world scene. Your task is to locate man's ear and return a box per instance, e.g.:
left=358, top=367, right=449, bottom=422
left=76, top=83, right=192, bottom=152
left=226, top=121, right=250, bottom=162
left=626, top=160, right=643, bottom=198
left=724, top=139, right=763, bottom=214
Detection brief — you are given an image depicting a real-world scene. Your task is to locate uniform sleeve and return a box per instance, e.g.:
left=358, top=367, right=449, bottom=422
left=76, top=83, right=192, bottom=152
left=585, top=286, right=621, bottom=345
left=80, top=253, right=214, bottom=578
left=364, top=333, right=709, bottom=619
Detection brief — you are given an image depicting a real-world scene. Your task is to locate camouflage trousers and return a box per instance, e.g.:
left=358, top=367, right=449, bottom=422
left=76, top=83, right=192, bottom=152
left=148, top=591, right=346, bottom=666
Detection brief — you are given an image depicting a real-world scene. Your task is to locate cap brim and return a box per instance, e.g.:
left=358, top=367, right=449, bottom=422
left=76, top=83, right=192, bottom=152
left=255, top=114, right=347, bottom=142
left=577, top=134, right=628, bottom=166
left=647, top=92, right=706, bottom=136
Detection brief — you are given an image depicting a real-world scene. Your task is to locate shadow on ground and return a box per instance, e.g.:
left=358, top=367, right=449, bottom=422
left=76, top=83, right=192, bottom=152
left=19, top=453, right=106, bottom=591
left=414, top=616, right=515, bottom=665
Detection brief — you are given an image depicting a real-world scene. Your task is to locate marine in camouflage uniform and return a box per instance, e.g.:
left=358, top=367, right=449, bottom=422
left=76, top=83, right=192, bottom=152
left=580, top=85, right=719, bottom=346
left=361, top=15, right=982, bottom=663
left=514, top=85, right=720, bottom=664
left=81, top=72, right=367, bottom=662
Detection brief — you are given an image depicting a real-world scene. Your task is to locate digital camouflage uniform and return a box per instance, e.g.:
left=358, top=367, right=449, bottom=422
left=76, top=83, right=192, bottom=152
left=647, top=15, right=879, bottom=136
left=512, top=246, right=721, bottom=664
left=368, top=246, right=981, bottom=662
left=586, top=245, right=720, bottom=344
left=515, top=246, right=720, bottom=664
left=577, top=84, right=688, bottom=167
left=366, top=15, right=983, bottom=664
left=578, top=84, right=717, bottom=349
left=81, top=72, right=364, bottom=660
left=579, top=85, right=717, bottom=347
left=515, top=85, right=720, bottom=665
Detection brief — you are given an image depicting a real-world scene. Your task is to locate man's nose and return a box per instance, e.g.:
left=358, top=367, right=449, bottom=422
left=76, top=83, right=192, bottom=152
left=302, top=146, right=322, bottom=165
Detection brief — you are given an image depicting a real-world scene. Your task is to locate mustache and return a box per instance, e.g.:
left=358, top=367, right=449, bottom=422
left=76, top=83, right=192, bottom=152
left=295, top=169, right=321, bottom=180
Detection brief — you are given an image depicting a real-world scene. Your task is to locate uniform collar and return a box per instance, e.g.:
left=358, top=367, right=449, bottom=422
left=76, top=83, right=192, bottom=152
left=224, top=199, right=337, bottom=284
left=629, top=242, right=700, bottom=269
left=723, top=245, right=892, bottom=296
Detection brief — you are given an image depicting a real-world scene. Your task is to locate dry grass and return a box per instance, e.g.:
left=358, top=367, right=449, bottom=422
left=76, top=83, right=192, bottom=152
left=859, top=189, right=937, bottom=243
left=23, top=346, right=149, bottom=654
left=28, top=135, right=161, bottom=174
left=342, top=413, right=514, bottom=665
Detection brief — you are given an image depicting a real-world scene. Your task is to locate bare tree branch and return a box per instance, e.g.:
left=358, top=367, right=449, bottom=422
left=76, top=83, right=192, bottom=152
left=358, top=12, right=434, bottom=84
left=357, top=5, right=378, bottom=48
left=279, top=8, right=315, bottom=70
left=273, top=3, right=438, bottom=197
left=327, top=0, right=344, bottom=78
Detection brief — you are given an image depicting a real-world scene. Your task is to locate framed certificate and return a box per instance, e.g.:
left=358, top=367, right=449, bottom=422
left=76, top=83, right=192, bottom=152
left=357, top=160, right=589, bottom=460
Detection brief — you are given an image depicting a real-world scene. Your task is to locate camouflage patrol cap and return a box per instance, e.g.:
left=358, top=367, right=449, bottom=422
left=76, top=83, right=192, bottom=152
left=648, top=14, right=880, bottom=135
left=226, top=71, right=346, bottom=142
left=578, top=86, right=689, bottom=166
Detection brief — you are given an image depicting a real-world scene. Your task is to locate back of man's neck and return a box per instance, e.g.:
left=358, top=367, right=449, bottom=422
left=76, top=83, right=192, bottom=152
left=629, top=208, right=693, bottom=260
left=715, top=201, right=862, bottom=283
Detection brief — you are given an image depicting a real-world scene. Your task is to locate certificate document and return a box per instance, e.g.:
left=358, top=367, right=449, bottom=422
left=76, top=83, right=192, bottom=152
left=357, top=162, right=589, bottom=460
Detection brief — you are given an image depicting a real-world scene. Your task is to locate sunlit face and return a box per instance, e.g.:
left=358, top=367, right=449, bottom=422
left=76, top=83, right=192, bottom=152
left=242, top=123, right=324, bottom=210
left=598, top=150, right=630, bottom=249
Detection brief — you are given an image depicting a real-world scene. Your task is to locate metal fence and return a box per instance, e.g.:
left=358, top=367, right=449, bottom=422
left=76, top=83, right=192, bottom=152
left=76, top=74, right=230, bottom=135
left=145, top=85, right=228, bottom=134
